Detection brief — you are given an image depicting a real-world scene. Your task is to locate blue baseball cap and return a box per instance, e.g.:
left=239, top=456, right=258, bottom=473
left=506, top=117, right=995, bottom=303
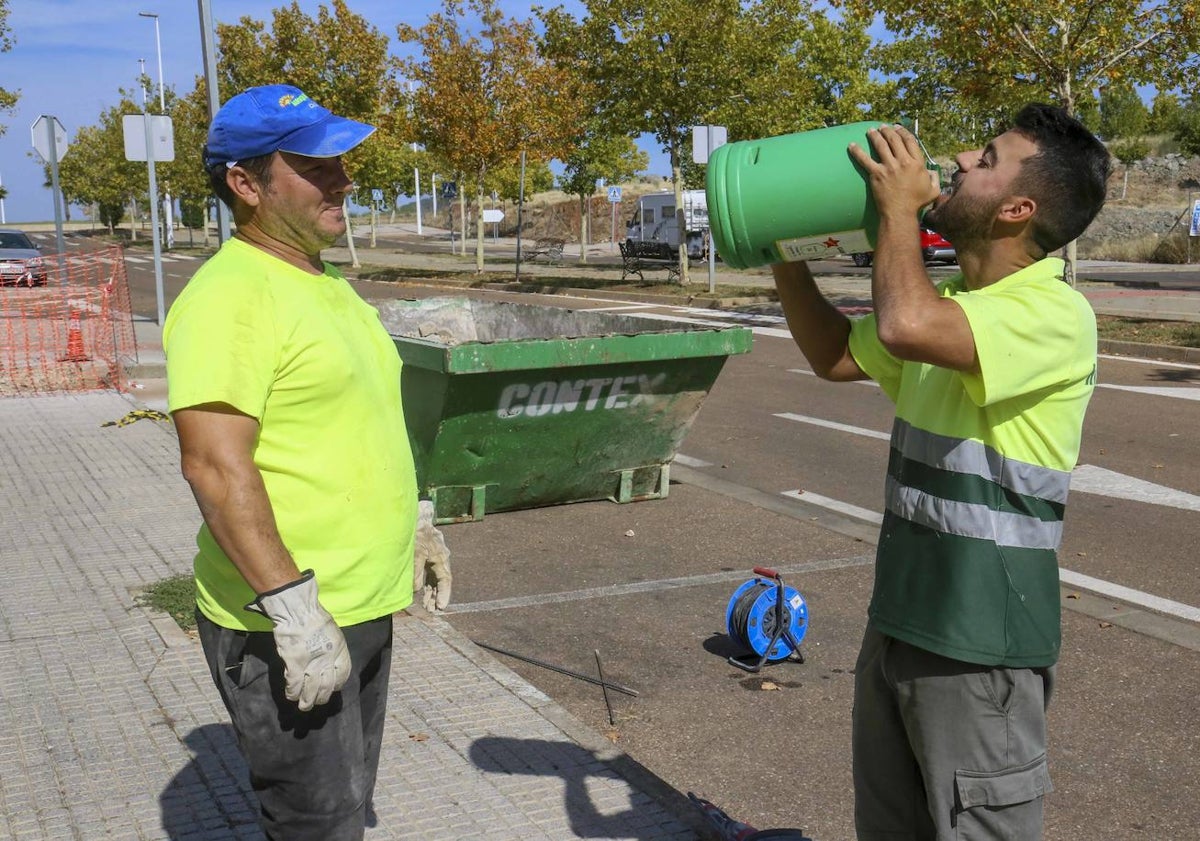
left=204, top=84, right=375, bottom=167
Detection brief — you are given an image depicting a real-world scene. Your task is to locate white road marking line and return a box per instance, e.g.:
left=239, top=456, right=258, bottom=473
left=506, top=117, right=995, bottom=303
left=776, top=410, right=1197, bottom=512
left=1059, top=569, right=1200, bottom=623
left=672, top=453, right=713, bottom=468
left=774, top=412, right=891, bottom=441
left=1097, top=384, right=1200, bottom=401
left=674, top=306, right=789, bottom=326
left=1071, top=464, right=1200, bottom=512
left=620, top=309, right=795, bottom=339
left=780, top=486, right=1200, bottom=623
left=446, top=554, right=875, bottom=614
left=1100, top=353, right=1200, bottom=371
left=782, top=490, right=882, bottom=523
left=588, top=304, right=658, bottom=312
left=790, top=365, right=1199, bottom=397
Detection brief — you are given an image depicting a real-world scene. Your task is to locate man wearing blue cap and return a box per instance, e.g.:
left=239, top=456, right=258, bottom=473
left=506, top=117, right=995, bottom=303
left=163, top=85, right=419, bottom=840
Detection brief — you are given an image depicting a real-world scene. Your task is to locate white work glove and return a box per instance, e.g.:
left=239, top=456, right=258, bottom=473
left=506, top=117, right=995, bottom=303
left=245, top=570, right=351, bottom=711
left=413, top=500, right=453, bottom=611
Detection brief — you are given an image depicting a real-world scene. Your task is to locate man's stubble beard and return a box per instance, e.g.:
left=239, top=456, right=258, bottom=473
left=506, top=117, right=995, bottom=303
left=924, top=188, right=1003, bottom=250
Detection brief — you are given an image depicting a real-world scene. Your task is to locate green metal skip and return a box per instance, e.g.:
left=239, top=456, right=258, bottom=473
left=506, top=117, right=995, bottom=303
left=377, top=297, right=752, bottom=523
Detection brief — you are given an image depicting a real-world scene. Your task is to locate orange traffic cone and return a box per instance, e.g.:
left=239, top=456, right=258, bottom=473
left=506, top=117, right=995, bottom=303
left=60, top=310, right=91, bottom=362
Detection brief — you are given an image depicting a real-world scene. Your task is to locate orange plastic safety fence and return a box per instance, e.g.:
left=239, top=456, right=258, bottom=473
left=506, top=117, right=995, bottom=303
left=0, top=245, right=137, bottom=396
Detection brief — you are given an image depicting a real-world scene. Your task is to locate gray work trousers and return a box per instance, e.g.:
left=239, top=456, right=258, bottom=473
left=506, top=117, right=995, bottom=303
left=197, top=610, right=393, bottom=841
left=852, top=626, right=1054, bottom=840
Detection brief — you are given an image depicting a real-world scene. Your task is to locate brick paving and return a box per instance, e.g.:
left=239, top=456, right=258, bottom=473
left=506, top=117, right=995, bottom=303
left=0, top=391, right=698, bottom=840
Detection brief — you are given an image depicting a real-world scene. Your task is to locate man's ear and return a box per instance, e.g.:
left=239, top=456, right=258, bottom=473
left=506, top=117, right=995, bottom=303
left=226, top=165, right=263, bottom=208
left=998, top=195, right=1035, bottom=224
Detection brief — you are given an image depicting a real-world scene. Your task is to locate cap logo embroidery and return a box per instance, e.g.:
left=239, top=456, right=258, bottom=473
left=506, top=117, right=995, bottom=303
left=278, top=93, right=310, bottom=108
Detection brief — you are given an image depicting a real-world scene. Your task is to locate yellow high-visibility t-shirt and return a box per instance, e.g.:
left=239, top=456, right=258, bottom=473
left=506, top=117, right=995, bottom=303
left=848, top=258, right=1096, bottom=666
left=164, top=237, right=416, bottom=630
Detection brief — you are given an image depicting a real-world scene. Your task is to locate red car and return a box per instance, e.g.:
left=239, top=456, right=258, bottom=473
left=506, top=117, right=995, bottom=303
left=850, top=228, right=956, bottom=267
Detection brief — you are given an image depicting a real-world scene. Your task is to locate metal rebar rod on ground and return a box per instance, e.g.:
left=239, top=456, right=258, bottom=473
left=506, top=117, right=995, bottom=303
left=471, top=640, right=639, bottom=697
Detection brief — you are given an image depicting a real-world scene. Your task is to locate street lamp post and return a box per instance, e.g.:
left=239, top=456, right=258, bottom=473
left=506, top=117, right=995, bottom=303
left=139, top=11, right=173, bottom=249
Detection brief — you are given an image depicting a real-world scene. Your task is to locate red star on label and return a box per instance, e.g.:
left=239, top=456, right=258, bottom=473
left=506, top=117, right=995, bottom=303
left=823, top=237, right=840, bottom=248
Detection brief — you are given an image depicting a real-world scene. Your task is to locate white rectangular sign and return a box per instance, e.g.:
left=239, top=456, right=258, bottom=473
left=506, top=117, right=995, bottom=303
left=692, top=125, right=727, bottom=164
left=1190, top=199, right=1200, bottom=237
left=122, top=115, right=175, bottom=162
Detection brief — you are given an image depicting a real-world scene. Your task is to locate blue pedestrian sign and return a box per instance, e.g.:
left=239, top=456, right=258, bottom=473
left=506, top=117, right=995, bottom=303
left=1191, top=199, right=1200, bottom=237
left=607, top=186, right=622, bottom=203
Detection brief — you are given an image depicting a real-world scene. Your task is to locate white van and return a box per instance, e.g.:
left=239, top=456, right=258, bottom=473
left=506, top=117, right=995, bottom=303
left=625, top=190, right=708, bottom=259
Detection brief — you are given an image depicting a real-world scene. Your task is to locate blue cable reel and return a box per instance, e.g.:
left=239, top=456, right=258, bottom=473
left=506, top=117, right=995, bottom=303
left=725, top=567, right=808, bottom=672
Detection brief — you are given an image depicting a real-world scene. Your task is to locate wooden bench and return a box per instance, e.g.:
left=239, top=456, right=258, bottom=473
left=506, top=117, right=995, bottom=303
left=520, top=238, right=566, bottom=265
left=619, top=239, right=681, bottom=283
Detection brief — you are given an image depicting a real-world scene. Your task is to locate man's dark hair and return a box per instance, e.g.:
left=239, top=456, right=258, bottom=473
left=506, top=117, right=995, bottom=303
left=1010, top=103, right=1112, bottom=255
left=204, top=147, right=274, bottom=208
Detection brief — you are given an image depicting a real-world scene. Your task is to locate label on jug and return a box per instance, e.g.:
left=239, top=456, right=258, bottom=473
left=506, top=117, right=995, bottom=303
left=776, top=229, right=872, bottom=261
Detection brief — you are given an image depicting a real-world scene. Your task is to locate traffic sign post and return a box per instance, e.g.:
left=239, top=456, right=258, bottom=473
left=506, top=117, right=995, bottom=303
left=1189, top=196, right=1200, bottom=264
left=692, top=125, right=727, bottom=293
left=608, top=185, right=622, bottom=246
left=31, top=116, right=70, bottom=262
left=122, top=114, right=172, bottom=324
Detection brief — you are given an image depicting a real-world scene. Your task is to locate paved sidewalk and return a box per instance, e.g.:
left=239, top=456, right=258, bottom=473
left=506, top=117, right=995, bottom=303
left=0, top=392, right=700, bottom=840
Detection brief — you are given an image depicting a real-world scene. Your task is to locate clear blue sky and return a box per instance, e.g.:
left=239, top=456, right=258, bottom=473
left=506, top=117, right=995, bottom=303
left=0, top=0, right=676, bottom=225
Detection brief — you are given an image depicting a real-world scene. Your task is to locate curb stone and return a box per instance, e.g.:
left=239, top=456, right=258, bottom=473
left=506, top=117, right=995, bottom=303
left=1097, top=338, right=1200, bottom=363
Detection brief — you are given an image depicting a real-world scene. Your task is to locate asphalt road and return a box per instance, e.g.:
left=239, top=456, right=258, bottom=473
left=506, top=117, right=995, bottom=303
left=110, top=234, right=1200, bottom=840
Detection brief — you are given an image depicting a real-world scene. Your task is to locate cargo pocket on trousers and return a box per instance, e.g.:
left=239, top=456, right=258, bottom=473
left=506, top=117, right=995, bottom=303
left=954, top=754, right=1052, bottom=840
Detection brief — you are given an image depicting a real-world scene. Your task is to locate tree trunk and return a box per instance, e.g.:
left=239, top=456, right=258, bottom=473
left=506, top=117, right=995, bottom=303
left=1059, top=87, right=1079, bottom=286
left=579, top=195, right=589, bottom=264
left=475, top=182, right=485, bottom=272
left=459, top=189, right=467, bottom=256
left=1062, top=240, right=1077, bottom=287
left=672, top=148, right=689, bottom=285
left=343, top=197, right=361, bottom=268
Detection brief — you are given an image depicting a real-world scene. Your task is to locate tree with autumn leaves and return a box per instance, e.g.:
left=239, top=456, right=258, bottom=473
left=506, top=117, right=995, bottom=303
left=835, top=0, right=1200, bottom=281
left=398, top=0, right=580, bottom=272
left=216, top=0, right=417, bottom=218
left=0, top=0, right=17, bottom=138
left=539, top=0, right=881, bottom=283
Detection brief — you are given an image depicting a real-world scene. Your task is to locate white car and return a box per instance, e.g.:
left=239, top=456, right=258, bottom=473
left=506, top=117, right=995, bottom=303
left=0, top=229, right=48, bottom=287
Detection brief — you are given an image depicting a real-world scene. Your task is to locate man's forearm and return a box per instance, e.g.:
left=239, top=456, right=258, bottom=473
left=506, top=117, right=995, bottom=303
left=870, top=214, right=940, bottom=344
left=771, top=261, right=859, bottom=380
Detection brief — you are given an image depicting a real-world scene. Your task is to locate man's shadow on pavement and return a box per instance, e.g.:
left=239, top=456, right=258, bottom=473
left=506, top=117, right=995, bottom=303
left=160, top=723, right=262, bottom=840
left=470, top=736, right=698, bottom=840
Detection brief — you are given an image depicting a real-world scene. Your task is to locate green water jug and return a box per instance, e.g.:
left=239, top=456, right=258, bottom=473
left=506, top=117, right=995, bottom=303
left=706, top=121, right=936, bottom=270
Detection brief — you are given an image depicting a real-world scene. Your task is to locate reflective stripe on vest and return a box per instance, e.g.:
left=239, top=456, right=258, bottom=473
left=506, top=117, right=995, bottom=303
left=886, top=419, right=1070, bottom=551
left=892, top=418, right=1072, bottom=503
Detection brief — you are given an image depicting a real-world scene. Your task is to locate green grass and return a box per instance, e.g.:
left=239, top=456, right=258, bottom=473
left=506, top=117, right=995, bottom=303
left=1097, top=316, right=1200, bottom=348
left=137, top=574, right=197, bottom=632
